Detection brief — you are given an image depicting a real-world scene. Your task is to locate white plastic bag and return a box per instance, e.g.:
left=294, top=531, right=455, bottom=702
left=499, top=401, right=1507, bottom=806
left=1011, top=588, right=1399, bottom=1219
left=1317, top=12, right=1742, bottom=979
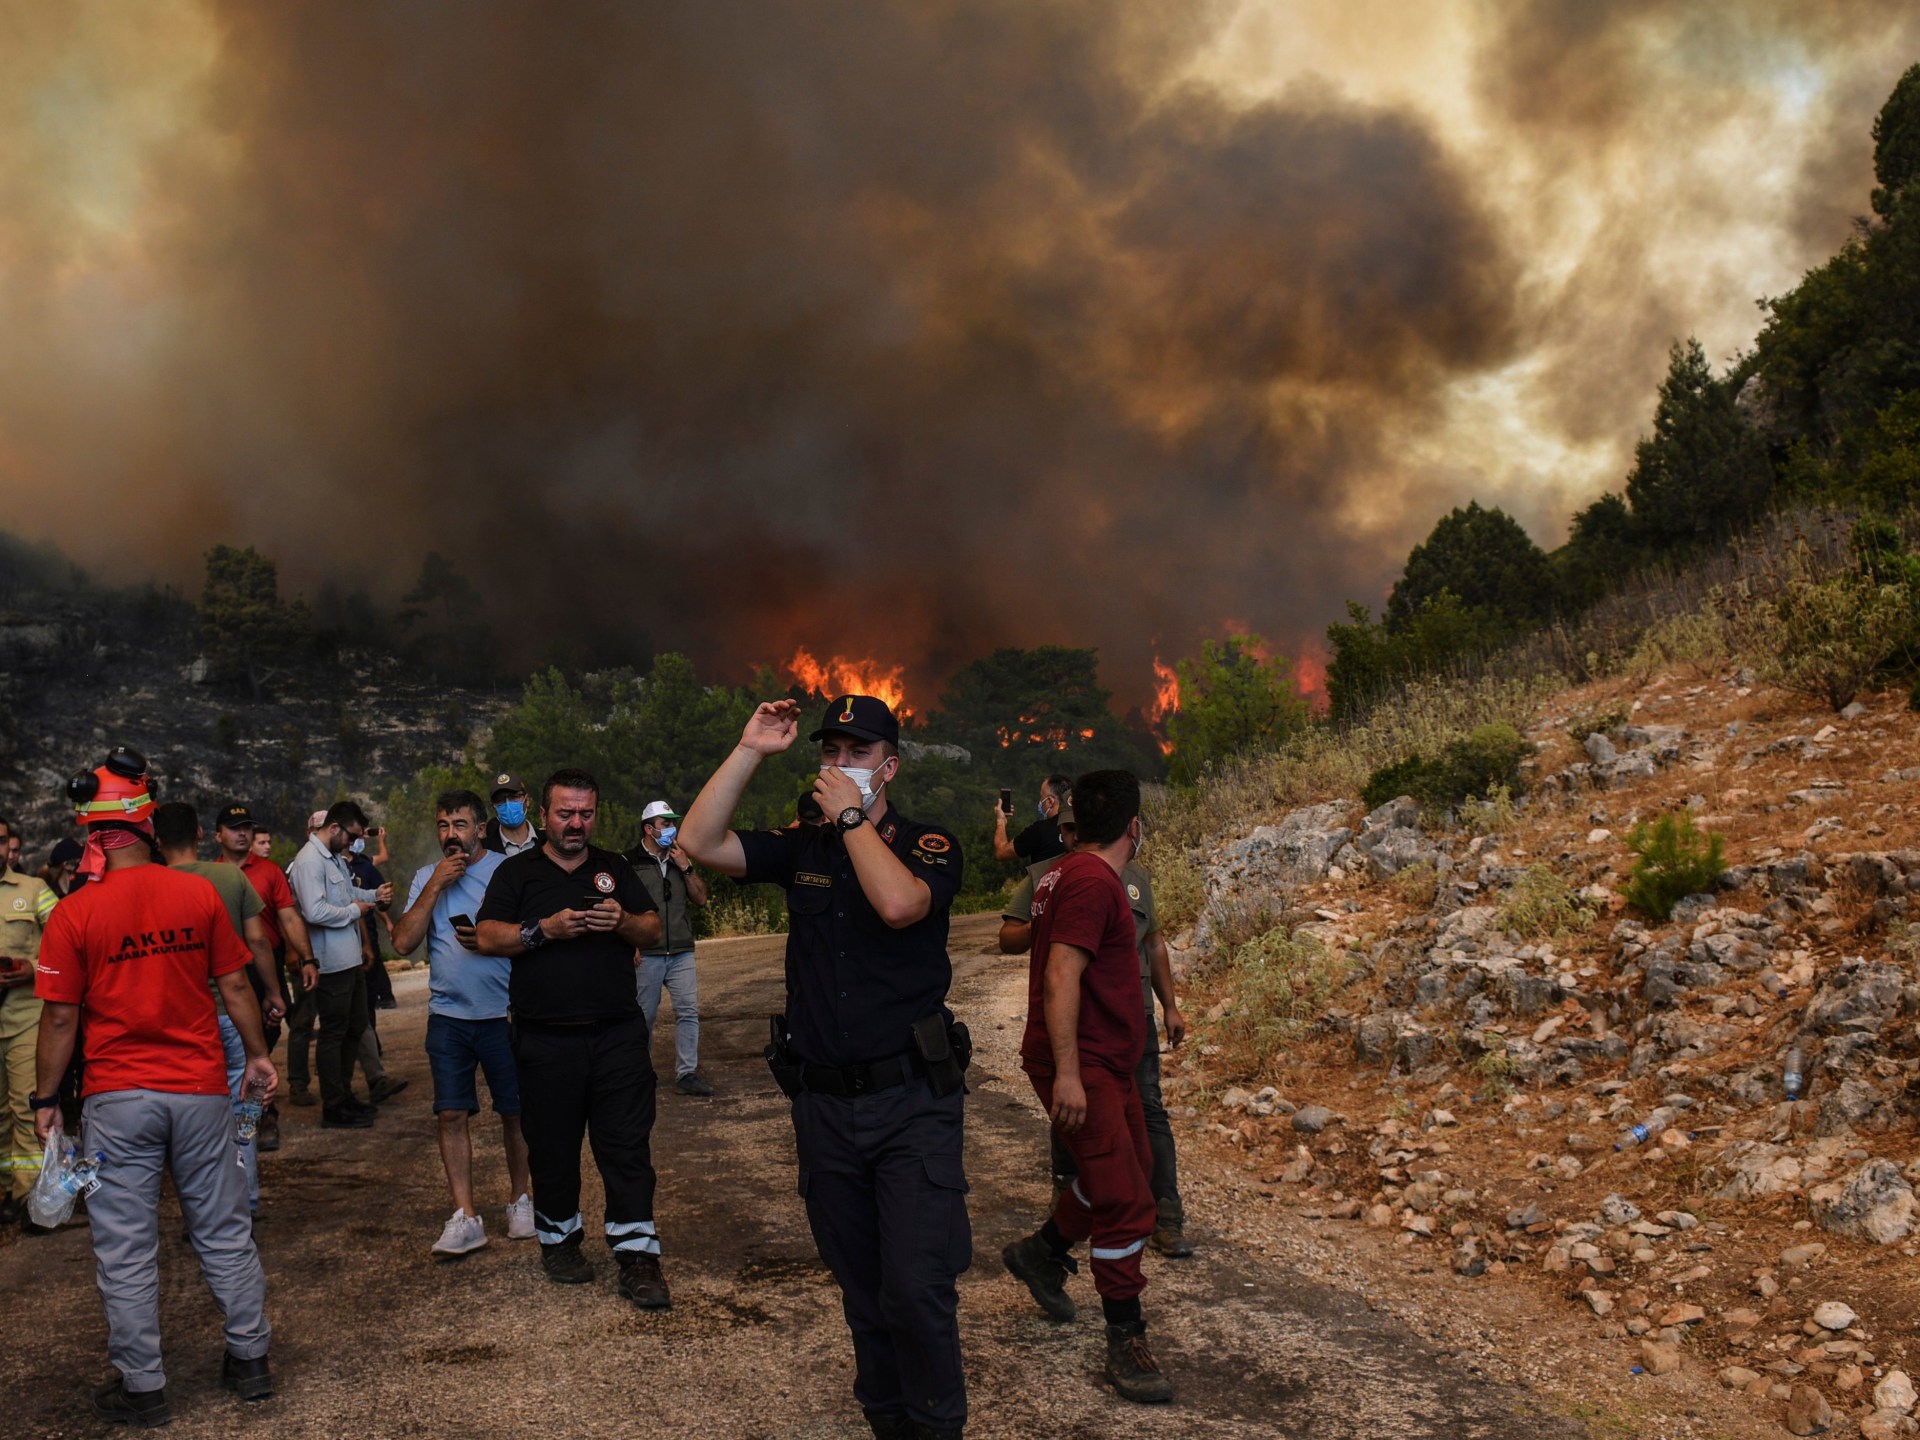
left=26, top=1127, right=77, bottom=1228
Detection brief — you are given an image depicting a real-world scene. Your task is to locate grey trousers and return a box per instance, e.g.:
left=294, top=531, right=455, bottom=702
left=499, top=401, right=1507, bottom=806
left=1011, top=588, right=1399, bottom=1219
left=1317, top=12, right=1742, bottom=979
left=82, top=1089, right=270, bottom=1392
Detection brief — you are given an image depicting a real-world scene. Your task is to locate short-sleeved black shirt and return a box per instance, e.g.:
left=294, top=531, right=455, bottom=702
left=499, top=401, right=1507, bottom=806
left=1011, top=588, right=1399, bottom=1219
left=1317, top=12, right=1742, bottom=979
left=735, top=808, right=962, bottom=1068
left=1013, top=815, right=1065, bottom=864
left=475, top=843, right=657, bottom=1024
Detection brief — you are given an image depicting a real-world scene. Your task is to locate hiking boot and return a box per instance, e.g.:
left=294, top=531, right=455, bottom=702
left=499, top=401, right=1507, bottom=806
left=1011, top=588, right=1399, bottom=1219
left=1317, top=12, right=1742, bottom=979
left=320, top=1104, right=373, bottom=1130
left=1001, top=1232, right=1077, bottom=1322
left=256, top=1109, right=281, bottom=1153
left=616, top=1252, right=671, bottom=1309
left=368, top=1075, right=410, bottom=1104
left=1150, top=1210, right=1194, bottom=1259
left=675, top=1073, right=715, bottom=1097
left=0, top=1194, right=20, bottom=1227
left=1104, top=1320, right=1174, bottom=1404
left=864, top=1411, right=913, bottom=1440
left=505, top=1193, right=536, bottom=1241
left=287, top=1085, right=315, bottom=1108
left=91, top=1379, right=171, bottom=1428
left=342, top=1096, right=379, bottom=1119
left=431, top=1209, right=488, bottom=1257
left=541, top=1243, right=595, bottom=1284
left=910, top=1426, right=964, bottom=1440
left=220, top=1351, right=273, bottom=1401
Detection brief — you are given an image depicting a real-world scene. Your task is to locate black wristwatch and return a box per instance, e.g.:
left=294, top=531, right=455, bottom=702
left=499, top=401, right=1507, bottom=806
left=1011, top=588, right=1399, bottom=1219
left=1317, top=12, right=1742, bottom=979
left=520, top=919, right=547, bottom=951
left=28, top=1092, right=60, bottom=1111
left=837, top=806, right=867, bottom=832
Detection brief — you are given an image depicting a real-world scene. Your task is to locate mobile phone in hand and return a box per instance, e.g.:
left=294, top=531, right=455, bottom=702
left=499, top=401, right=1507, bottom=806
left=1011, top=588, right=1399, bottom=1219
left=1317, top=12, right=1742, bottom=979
left=999, top=788, right=1012, bottom=815
left=450, top=914, right=472, bottom=929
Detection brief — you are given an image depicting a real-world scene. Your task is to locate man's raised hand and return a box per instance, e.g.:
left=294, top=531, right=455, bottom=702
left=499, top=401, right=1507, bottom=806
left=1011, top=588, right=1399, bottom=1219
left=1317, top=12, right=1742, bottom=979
left=740, top=699, right=802, bottom=756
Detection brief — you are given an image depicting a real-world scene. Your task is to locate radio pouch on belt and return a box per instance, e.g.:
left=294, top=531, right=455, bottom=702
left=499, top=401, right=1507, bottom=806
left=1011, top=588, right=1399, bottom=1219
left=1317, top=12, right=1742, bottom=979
left=765, top=1014, right=803, bottom=1099
left=911, top=1014, right=966, bottom=1097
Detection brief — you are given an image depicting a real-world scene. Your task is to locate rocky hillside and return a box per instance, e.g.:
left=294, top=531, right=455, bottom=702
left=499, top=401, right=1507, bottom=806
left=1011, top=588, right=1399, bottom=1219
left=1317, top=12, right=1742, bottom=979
left=1165, top=665, right=1920, bottom=1438
left=0, top=580, right=507, bottom=853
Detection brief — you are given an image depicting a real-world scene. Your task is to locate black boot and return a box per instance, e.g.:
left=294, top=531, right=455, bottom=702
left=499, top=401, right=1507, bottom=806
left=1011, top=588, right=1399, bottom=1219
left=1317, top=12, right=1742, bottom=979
left=1105, top=1320, right=1174, bottom=1404
left=911, top=1425, right=965, bottom=1439
left=1001, top=1232, right=1077, bottom=1322
left=91, top=1379, right=172, bottom=1428
left=541, top=1242, right=595, bottom=1284
left=865, top=1411, right=912, bottom=1440
left=221, top=1351, right=273, bottom=1401
left=615, top=1252, right=672, bottom=1309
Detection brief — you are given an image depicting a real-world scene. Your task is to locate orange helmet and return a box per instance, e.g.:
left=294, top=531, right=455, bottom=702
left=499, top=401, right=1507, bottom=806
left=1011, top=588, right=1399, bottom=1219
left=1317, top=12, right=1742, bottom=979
left=66, top=746, right=158, bottom=825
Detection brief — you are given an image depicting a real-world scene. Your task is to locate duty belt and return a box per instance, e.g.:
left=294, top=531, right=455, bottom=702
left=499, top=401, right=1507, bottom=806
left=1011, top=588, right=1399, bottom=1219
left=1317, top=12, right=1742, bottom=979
left=797, top=1050, right=919, bottom=1097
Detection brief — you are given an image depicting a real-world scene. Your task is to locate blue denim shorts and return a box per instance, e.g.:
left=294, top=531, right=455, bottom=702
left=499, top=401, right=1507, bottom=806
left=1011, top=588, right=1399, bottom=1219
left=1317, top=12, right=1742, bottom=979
left=425, top=1013, right=521, bottom=1116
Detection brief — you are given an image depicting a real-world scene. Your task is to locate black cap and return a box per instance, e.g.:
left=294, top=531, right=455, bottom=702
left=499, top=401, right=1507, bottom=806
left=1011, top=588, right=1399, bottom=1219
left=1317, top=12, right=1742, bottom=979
left=48, top=837, right=83, bottom=868
left=215, top=802, right=254, bottom=831
left=808, top=694, right=900, bottom=746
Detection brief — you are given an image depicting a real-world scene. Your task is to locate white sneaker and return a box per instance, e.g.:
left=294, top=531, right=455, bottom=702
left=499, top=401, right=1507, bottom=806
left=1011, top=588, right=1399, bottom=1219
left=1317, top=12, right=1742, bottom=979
left=505, top=1194, right=535, bottom=1241
left=431, top=1209, right=488, bottom=1256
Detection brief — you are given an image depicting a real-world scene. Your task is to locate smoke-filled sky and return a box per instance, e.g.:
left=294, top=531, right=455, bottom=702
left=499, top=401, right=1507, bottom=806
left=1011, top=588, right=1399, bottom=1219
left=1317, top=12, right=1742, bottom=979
left=2, top=1, right=1917, bottom=705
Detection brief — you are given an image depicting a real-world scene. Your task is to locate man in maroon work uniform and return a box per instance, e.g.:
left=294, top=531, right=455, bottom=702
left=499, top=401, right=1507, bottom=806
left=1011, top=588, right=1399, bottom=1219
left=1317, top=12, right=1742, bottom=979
left=1002, top=768, right=1173, bottom=1404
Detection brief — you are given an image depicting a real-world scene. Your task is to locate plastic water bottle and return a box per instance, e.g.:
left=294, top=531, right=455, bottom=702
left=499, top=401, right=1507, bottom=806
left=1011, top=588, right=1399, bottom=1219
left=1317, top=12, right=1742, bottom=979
left=59, top=1151, right=102, bottom=1195
left=234, top=1075, right=269, bottom=1143
left=1784, top=1046, right=1805, bottom=1101
left=1613, top=1124, right=1651, bottom=1152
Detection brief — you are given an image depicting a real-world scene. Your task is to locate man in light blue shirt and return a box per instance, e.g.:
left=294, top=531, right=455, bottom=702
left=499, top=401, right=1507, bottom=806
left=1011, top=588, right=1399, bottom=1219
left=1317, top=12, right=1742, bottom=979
left=391, top=789, right=532, bottom=1256
left=286, top=802, right=391, bottom=1127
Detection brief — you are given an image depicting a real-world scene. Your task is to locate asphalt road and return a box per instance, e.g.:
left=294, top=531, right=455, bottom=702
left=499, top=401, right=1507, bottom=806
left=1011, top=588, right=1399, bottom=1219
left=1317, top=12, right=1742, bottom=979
left=0, top=913, right=1587, bottom=1439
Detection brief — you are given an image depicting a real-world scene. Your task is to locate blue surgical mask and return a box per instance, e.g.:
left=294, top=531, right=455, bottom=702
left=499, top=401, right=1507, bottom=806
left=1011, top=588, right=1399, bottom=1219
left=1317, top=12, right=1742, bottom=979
left=657, top=825, right=678, bottom=849
left=496, top=800, right=527, bottom=828
left=350, top=837, right=367, bottom=855
left=1038, top=801, right=1049, bottom=819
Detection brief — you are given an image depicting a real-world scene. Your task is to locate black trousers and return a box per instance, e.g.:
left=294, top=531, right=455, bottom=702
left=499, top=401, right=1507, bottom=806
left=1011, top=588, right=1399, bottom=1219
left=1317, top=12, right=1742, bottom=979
left=314, top=967, right=369, bottom=1109
left=512, top=1013, right=660, bottom=1256
left=792, top=1076, right=970, bottom=1431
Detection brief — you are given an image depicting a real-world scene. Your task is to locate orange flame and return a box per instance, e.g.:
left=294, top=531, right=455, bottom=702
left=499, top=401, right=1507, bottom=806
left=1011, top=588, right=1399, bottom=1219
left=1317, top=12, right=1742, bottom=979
left=1149, top=657, right=1180, bottom=755
left=787, top=648, right=912, bottom=718
left=994, top=715, right=1096, bottom=751
left=1293, top=641, right=1329, bottom=714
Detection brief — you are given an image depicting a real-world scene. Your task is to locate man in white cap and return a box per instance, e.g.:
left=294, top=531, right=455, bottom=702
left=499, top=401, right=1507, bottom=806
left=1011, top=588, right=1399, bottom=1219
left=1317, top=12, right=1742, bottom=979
left=627, top=801, right=712, bottom=1096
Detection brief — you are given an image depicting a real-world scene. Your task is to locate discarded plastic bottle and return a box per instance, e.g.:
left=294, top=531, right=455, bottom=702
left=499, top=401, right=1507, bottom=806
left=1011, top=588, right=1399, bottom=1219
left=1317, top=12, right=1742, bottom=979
left=1613, top=1124, right=1652, bottom=1151
left=1783, top=1046, right=1806, bottom=1101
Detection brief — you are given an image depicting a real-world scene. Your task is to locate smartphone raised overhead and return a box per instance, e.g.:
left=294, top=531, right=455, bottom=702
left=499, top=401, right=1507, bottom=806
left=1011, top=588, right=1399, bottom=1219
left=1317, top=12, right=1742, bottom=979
left=999, top=788, right=1013, bottom=815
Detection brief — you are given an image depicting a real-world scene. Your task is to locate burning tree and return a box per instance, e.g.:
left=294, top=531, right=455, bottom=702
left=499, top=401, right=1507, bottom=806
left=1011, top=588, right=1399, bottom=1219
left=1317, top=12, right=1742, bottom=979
left=1162, top=633, right=1310, bottom=785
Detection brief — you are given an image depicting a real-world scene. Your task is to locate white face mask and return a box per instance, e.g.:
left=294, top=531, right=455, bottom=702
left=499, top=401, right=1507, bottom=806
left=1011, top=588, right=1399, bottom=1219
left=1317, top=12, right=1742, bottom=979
left=824, top=763, right=890, bottom=810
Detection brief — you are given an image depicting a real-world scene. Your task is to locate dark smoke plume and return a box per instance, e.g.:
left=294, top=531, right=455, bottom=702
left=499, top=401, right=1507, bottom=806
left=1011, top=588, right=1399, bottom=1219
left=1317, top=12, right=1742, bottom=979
left=0, top=2, right=1914, bottom=702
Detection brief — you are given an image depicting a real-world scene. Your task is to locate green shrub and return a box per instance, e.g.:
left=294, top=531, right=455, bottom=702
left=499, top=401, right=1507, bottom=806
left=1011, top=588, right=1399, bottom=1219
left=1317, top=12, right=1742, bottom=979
left=1622, top=813, right=1726, bottom=920
left=1762, top=572, right=1913, bottom=709
left=1360, top=722, right=1531, bottom=816
left=1565, top=704, right=1629, bottom=746
left=1497, top=864, right=1596, bottom=939
left=1389, top=860, right=1438, bottom=905
left=1204, top=926, right=1351, bottom=1078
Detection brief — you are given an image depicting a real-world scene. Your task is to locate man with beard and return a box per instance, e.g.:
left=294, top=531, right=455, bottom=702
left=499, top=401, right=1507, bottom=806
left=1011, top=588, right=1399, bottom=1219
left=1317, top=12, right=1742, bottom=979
left=391, top=789, right=533, bottom=1256
left=286, top=802, right=392, bottom=1129
left=681, top=695, right=969, bottom=1440
left=475, top=769, right=669, bottom=1307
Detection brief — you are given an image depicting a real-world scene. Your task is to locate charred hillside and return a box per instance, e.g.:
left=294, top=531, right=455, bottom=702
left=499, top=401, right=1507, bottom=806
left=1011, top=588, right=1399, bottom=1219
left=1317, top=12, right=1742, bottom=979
left=0, top=552, right=505, bottom=855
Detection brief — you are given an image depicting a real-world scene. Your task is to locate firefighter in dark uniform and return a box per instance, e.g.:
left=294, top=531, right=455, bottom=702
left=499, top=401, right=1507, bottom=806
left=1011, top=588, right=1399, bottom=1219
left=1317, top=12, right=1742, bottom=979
left=682, top=694, right=970, bottom=1440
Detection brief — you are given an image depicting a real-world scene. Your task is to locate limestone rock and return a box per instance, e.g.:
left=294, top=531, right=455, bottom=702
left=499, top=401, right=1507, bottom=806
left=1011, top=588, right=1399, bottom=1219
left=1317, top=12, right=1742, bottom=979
left=1810, top=1160, right=1917, bottom=1245
left=1291, top=1104, right=1336, bottom=1135
left=1787, top=1383, right=1832, bottom=1435
left=1640, top=1340, right=1681, bottom=1376
left=1812, top=1301, right=1858, bottom=1331
left=1876, top=1371, right=1918, bottom=1414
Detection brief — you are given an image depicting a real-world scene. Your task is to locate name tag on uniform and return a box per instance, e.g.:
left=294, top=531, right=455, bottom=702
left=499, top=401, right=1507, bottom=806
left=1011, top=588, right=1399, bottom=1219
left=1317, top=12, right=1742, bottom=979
left=795, top=872, right=832, bottom=888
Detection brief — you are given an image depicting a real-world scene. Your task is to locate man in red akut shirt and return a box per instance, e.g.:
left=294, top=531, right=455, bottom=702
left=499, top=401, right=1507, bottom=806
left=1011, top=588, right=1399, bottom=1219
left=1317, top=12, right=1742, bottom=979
left=32, top=749, right=278, bottom=1429
left=1003, top=768, right=1173, bottom=1405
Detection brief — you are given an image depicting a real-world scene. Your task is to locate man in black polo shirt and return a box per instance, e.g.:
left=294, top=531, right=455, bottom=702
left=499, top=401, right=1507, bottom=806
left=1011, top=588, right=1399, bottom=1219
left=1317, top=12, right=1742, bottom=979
left=682, top=695, right=969, bottom=1440
left=475, top=767, right=670, bottom=1308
